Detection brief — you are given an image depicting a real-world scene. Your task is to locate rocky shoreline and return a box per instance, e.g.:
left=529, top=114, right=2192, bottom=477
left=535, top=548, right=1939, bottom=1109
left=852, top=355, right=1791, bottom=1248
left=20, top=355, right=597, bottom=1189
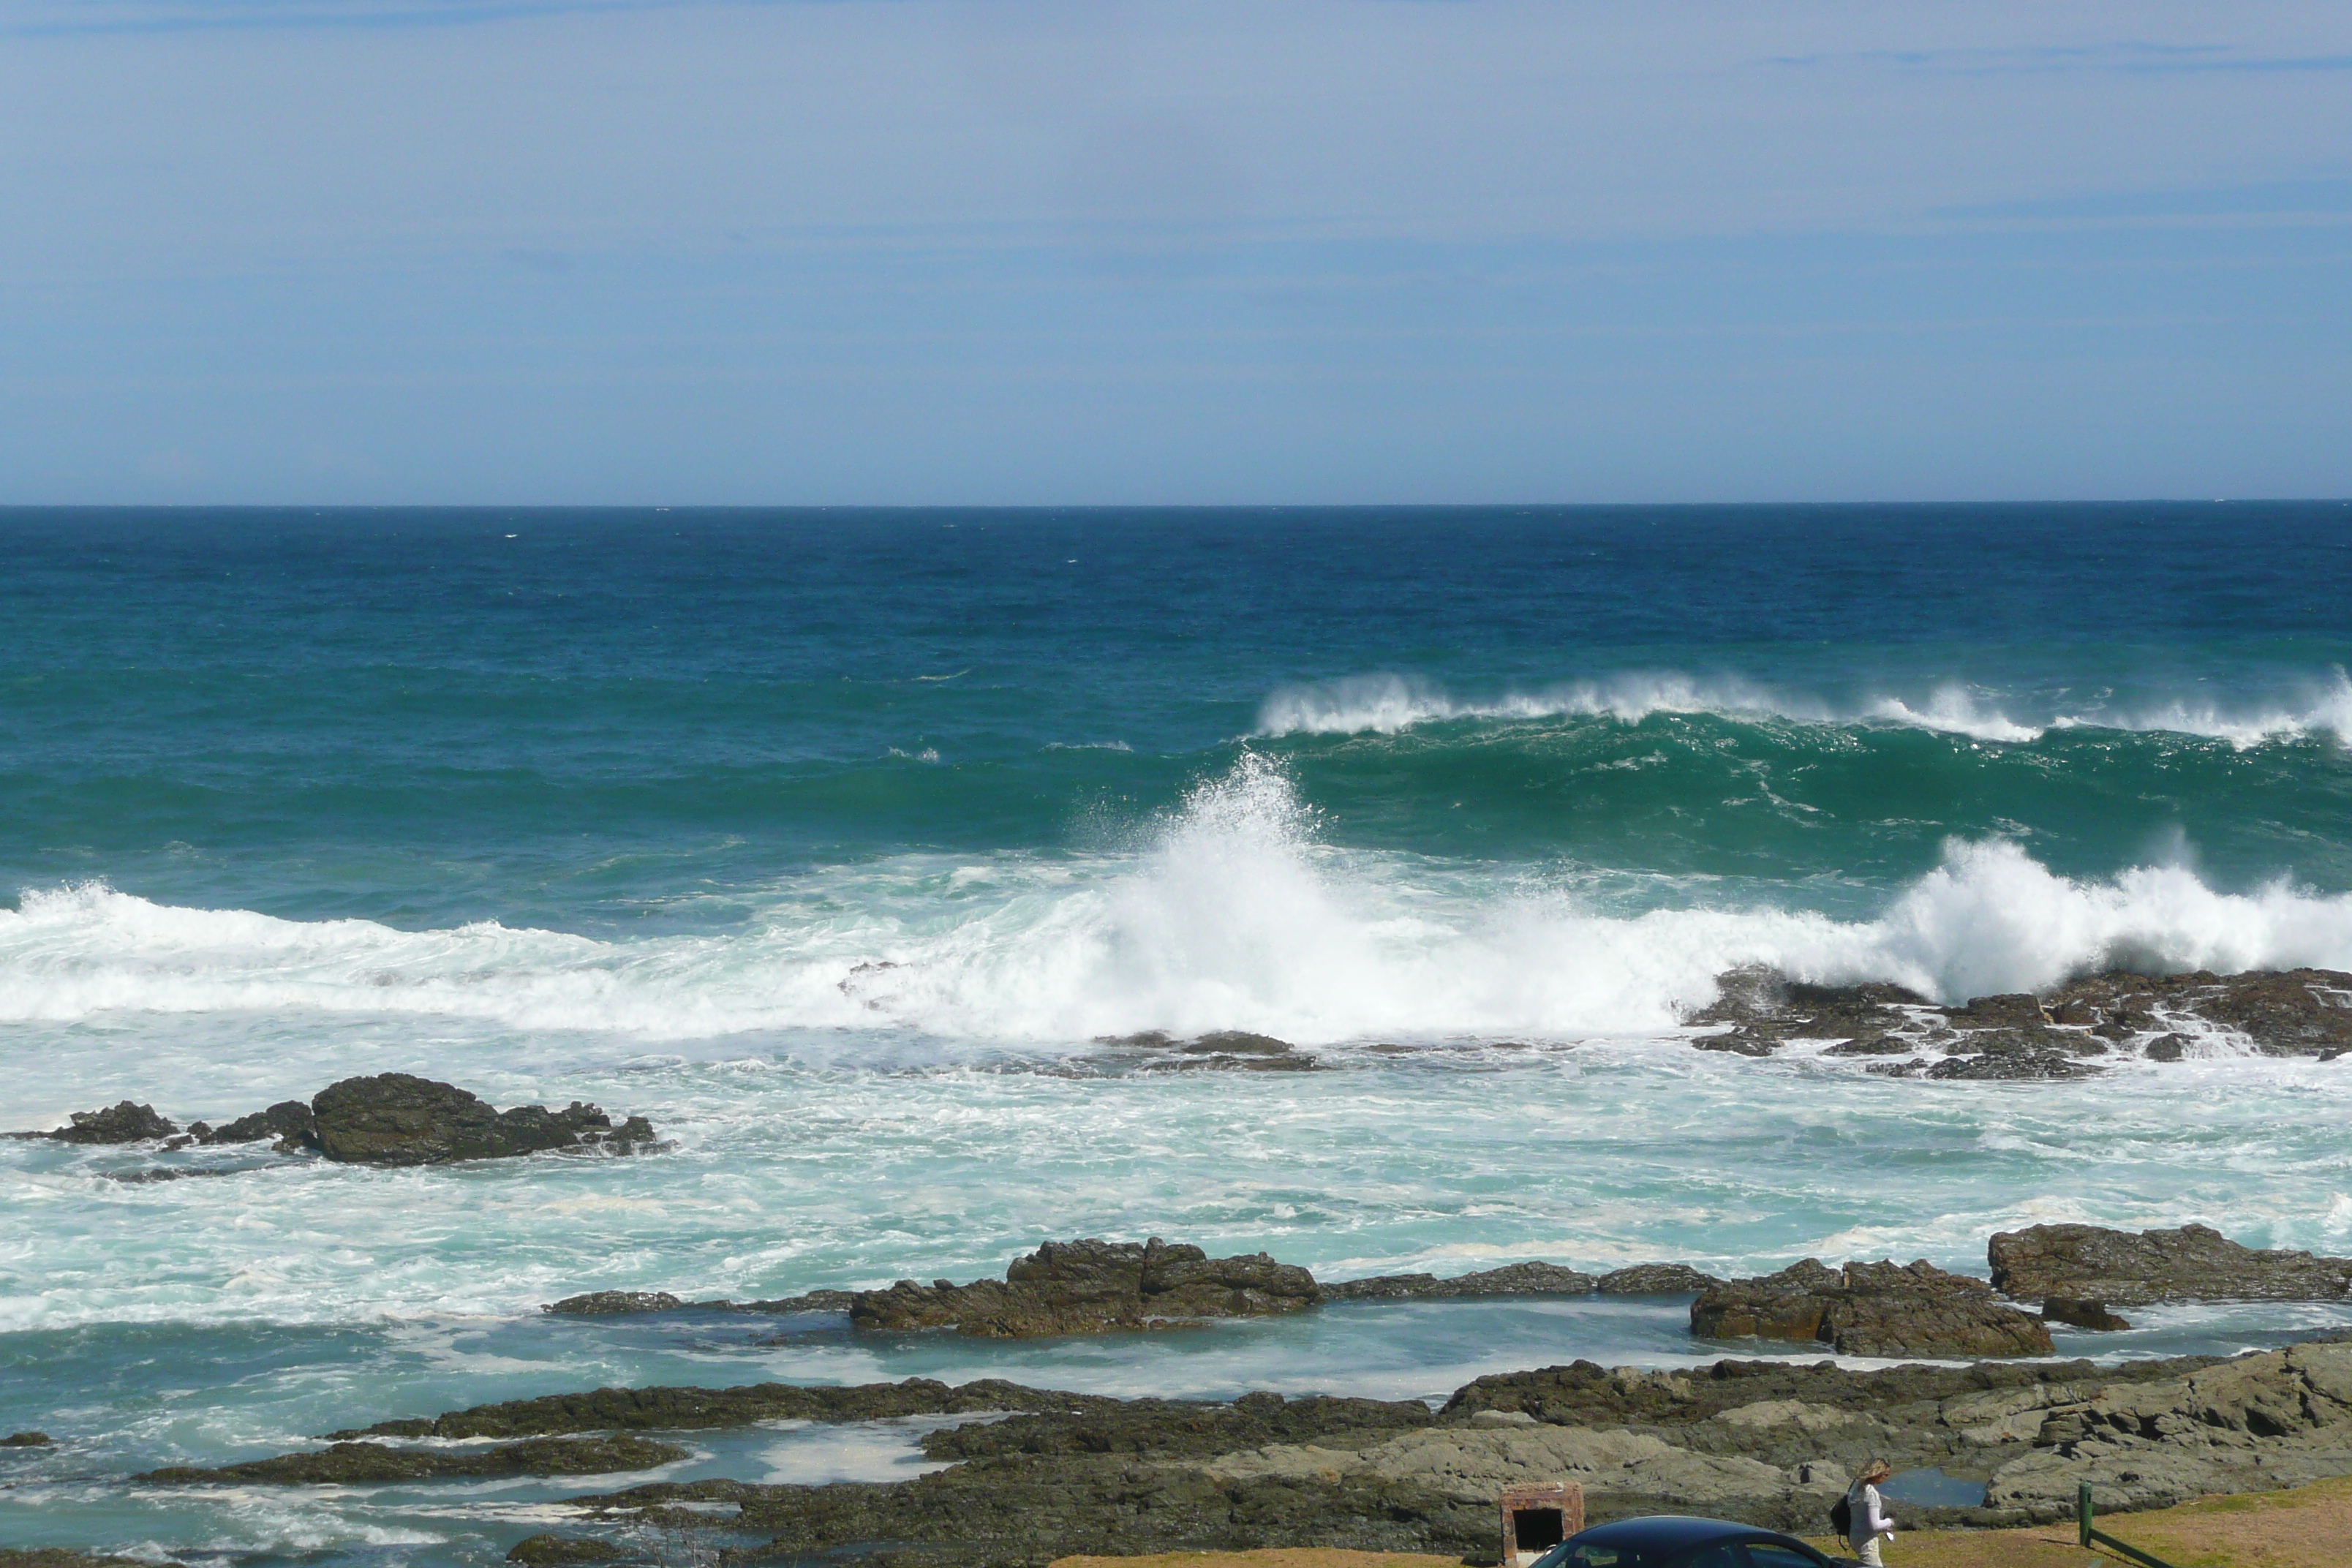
left=28, top=1221, right=2352, bottom=1567
left=125, top=1338, right=2352, bottom=1568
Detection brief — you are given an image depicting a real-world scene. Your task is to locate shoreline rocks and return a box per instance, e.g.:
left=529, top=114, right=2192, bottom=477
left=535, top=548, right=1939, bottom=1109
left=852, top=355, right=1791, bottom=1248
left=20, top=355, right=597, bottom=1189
left=138, top=1435, right=687, bottom=1485
left=1691, top=1259, right=2055, bottom=1358
left=1989, top=1222, right=2352, bottom=1305
left=20, top=1075, right=659, bottom=1167
left=849, top=1237, right=1320, bottom=1337
left=1686, top=964, right=2352, bottom=1073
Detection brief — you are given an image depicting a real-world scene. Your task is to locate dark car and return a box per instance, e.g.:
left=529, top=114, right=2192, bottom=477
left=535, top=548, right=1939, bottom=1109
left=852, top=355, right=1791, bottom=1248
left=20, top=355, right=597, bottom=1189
left=1529, top=1515, right=1855, bottom=1568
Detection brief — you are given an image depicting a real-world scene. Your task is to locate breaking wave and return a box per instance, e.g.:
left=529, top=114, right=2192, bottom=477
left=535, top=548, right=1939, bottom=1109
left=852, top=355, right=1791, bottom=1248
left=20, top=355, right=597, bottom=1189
left=1256, top=669, right=2352, bottom=749
left=5, top=756, right=2351, bottom=1047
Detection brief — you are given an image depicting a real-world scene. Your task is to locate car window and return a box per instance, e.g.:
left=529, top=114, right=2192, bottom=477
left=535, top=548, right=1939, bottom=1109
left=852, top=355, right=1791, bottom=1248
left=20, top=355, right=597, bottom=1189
left=1561, top=1547, right=1646, bottom=1567
left=1743, top=1548, right=1825, bottom=1568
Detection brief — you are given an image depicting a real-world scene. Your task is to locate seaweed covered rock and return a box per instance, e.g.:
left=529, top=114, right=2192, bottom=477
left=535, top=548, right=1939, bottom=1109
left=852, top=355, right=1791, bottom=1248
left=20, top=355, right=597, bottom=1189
left=848, top=1237, right=1320, bottom=1337
left=1692, top=1259, right=2054, bottom=1358
left=44, top=1102, right=176, bottom=1144
left=306, top=1074, right=656, bottom=1165
left=546, top=1292, right=687, bottom=1316
left=506, top=1537, right=633, bottom=1566
left=1989, top=1222, right=2352, bottom=1305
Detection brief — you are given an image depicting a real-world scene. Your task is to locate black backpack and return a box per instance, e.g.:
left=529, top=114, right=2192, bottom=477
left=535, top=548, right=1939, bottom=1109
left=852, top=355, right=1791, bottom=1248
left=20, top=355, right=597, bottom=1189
left=1828, top=1493, right=1852, bottom=1537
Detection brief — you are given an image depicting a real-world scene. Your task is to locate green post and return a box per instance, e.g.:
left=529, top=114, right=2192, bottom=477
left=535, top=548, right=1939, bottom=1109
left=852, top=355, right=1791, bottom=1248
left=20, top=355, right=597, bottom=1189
left=2079, top=1480, right=2094, bottom=1548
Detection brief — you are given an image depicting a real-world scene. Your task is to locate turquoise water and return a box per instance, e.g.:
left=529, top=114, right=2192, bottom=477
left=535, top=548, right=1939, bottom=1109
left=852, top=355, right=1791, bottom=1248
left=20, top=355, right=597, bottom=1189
left=6, top=504, right=2352, bottom=1562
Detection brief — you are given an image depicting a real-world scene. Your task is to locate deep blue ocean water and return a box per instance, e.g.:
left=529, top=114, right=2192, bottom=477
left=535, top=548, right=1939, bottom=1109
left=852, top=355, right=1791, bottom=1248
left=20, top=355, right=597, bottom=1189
left=7, top=503, right=2352, bottom=1565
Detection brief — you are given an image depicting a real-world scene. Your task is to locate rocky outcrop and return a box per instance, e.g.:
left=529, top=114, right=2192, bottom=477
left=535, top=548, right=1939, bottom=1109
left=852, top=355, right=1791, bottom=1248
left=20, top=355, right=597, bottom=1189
left=1692, top=1259, right=2054, bottom=1357
left=1091, top=1030, right=1322, bottom=1072
left=2040, top=1297, right=2132, bottom=1331
left=1686, top=965, right=2352, bottom=1070
left=546, top=1292, right=687, bottom=1316
left=43, top=1102, right=176, bottom=1143
left=1986, top=1341, right=2352, bottom=1516
left=1989, top=1222, right=2352, bottom=1305
left=326, top=1376, right=1117, bottom=1441
left=197, top=1099, right=317, bottom=1150
left=0, top=1553, right=152, bottom=1568
left=306, top=1074, right=657, bottom=1165
left=849, top=1237, right=1319, bottom=1337
left=138, top=1435, right=687, bottom=1485
left=1599, top=1263, right=1725, bottom=1294
left=2, top=1431, right=53, bottom=1447
left=1324, top=1261, right=1598, bottom=1300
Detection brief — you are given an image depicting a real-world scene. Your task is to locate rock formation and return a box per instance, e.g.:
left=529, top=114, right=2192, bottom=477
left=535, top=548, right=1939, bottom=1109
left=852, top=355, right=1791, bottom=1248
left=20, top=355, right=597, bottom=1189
left=848, top=1237, right=1319, bottom=1336
left=42, top=1102, right=176, bottom=1144
left=197, top=1099, right=317, bottom=1151
left=305, top=1074, right=657, bottom=1165
left=1691, top=1259, right=2054, bottom=1357
left=1686, top=965, right=2352, bottom=1073
left=138, top=1435, right=685, bottom=1485
left=1989, top=1222, right=2352, bottom=1305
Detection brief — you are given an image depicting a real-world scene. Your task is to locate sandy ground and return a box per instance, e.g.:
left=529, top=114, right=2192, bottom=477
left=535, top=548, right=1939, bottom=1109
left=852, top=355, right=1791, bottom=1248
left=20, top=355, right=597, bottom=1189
left=1051, top=1475, right=2352, bottom=1568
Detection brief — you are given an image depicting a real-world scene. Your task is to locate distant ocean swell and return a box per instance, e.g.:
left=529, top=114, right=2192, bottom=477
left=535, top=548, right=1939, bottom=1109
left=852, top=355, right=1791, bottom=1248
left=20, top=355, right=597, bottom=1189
left=7, top=756, right=2351, bottom=1047
left=1256, top=668, right=2352, bottom=748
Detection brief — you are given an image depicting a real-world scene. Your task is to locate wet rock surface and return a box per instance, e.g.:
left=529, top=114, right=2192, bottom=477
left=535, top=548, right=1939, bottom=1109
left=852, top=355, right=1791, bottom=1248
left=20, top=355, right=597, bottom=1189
left=308, top=1074, right=657, bottom=1165
left=197, top=1099, right=317, bottom=1150
left=2, top=1431, right=53, bottom=1447
left=506, top=1536, right=635, bottom=1566
left=2040, top=1297, right=2133, bottom=1331
left=325, top=1378, right=1108, bottom=1441
left=1686, top=964, right=2352, bottom=1069
left=546, top=1292, right=689, bottom=1316
left=138, top=1435, right=688, bottom=1485
left=1091, top=1030, right=1323, bottom=1072
left=1990, top=1222, right=2352, bottom=1305
left=1692, top=1259, right=2055, bottom=1358
left=1323, top=1261, right=1599, bottom=1300
left=0, top=1553, right=154, bottom=1568
left=846, top=1237, right=1321, bottom=1337
left=43, top=1102, right=178, bottom=1144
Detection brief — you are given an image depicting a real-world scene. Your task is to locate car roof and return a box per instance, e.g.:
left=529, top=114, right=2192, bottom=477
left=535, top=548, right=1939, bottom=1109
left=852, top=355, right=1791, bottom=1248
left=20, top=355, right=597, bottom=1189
left=1567, top=1515, right=1808, bottom=1550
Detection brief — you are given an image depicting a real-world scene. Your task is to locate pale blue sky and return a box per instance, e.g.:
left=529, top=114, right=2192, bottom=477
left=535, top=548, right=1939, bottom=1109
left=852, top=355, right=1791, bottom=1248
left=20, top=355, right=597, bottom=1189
left=3, top=0, right=2348, bottom=502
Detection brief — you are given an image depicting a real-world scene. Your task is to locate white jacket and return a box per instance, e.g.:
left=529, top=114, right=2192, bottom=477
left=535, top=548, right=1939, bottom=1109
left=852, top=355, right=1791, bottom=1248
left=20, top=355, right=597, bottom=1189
left=1848, top=1482, right=1894, bottom=1543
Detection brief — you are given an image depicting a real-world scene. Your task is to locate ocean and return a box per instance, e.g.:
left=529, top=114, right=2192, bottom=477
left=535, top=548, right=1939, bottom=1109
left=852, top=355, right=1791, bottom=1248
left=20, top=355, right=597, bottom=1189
left=6, top=502, right=2352, bottom=1563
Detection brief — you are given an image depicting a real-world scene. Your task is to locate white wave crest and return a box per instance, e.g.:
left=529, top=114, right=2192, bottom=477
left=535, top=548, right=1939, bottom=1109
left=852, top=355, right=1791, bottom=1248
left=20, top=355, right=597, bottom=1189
left=6, top=758, right=2352, bottom=1045
left=1256, top=669, right=2352, bottom=748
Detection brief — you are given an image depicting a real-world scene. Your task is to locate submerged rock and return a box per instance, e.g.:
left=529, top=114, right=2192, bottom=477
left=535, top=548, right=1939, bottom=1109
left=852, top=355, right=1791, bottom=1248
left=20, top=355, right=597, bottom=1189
left=849, top=1237, right=1320, bottom=1336
left=306, top=1074, right=657, bottom=1165
left=1989, top=1222, right=2352, bottom=1305
left=44, top=1102, right=176, bottom=1144
left=2040, top=1297, right=2132, bottom=1331
left=546, top=1292, right=687, bottom=1316
left=137, top=1434, right=687, bottom=1485
left=1692, top=1259, right=2054, bottom=1358
left=1323, top=1261, right=1599, bottom=1300
left=1093, top=1030, right=1323, bottom=1072
left=507, top=1537, right=633, bottom=1566
left=1, top=1431, right=52, bottom=1447
left=199, top=1099, right=317, bottom=1150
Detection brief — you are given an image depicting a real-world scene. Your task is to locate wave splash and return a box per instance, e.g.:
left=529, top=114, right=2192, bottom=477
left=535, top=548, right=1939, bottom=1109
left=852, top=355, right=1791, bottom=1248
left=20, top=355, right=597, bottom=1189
left=1256, top=670, right=2352, bottom=748
left=6, top=758, right=2352, bottom=1046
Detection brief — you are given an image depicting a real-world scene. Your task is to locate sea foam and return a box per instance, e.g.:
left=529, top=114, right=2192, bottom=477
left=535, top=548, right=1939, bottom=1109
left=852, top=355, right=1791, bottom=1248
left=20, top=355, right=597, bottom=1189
left=5, top=756, right=2351, bottom=1046
left=1257, top=668, right=2352, bottom=749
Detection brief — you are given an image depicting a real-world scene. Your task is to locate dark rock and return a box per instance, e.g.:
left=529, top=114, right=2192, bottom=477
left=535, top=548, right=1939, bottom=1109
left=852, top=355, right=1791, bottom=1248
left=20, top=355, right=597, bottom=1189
left=1923, top=1046, right=2097, bottom=1080
left=326, top=1376, right=1113, bottom=1441
left=737, top=1289, right=859, bottom=1313
left=848, top=1237, right=1319, bottom=1337
left=1, top=1431, right=52, bottom=1446
left=1323, top=1262, right=1598, bottom=1300
left=137, top=1434, right=687, bottom=1485
left=1684, top=970, right=1932, bottom=1057
left=1692, top=1259, right=2054, bottom=1357
left=1094, top=1030, right=1322, bottom=1072
left=44, top=1102, right=176, bottom=1144
left=2143, top=1034, right=2190, bottom=1063
left=201, top=1099, right=318, bottom=1147
left=0, top=1553, right=153, bottom=1568
left=1597, top=1263, right=1723, bottom=1294
left=546, top=1292, right=685, bottom=1316
left=507, top=1536, right=631, bottom=1566
left=2040, top=1297, right=2132, bottom=1331
left=307, top=1074, right=657, bottom=1165
left=1989, top=1222, right=2352, bottom=1305
left=1945, top=994, right=2048, bottom=1028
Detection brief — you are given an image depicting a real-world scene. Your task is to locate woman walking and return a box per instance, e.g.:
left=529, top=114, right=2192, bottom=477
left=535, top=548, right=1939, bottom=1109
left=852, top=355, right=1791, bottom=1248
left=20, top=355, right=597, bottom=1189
left=1847, top=1459, right=1896, bottom=1564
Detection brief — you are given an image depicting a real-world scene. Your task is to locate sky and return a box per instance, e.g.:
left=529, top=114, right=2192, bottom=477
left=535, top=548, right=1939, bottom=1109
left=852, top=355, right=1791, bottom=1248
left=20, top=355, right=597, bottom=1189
left=1, top=0, right=2349, bottom=504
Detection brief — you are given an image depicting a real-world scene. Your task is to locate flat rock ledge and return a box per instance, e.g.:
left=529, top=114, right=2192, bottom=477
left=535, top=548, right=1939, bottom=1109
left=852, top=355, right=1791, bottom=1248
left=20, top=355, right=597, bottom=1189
left=21, top=1074, right=658, bottom=1166
left=137, top=1435, right=687, bottom=1485
left=1686, top=964, right=2352, bottom=1074
left=1990, top=1221, right=2352, bottom=1305
left=1692, top=1259, right=2055, bottom=1358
